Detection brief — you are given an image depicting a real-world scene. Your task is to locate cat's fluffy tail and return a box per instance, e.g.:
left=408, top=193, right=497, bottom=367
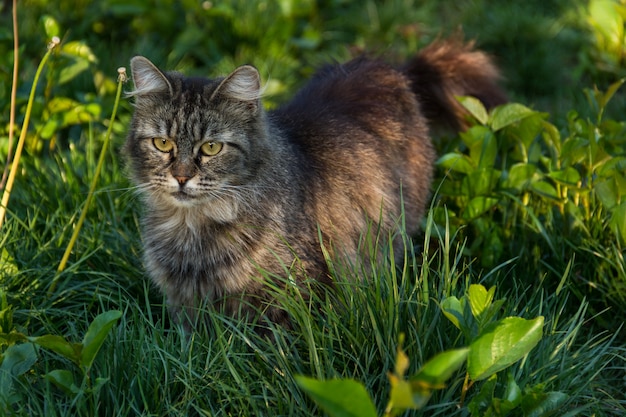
left=403, top=39, right=507, bottom=131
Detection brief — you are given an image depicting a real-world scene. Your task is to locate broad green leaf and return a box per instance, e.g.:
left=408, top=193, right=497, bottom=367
left=503, top=163, right=538, bottom=191
left=462, top=169, right=500, bottom=197
left=40, top=15, right=61, bottom=38
left=462, top=197, right=499, bottom=220
left=599, top=78, right=625, bottom=110
left=460, top=127, right=497, bottom=169
left=44, top=369, right=79, bottom=395
left=441, top=296, right=464, bottom=330
left=411, top=348, right=469, bottom=387
left=468, top=316, right=544, bottom=381
left=489, top=103, right=535, bottom=131
left=0, top=248, right=18, bottom=276
left=29, top=335, right=82, bottom=364
left=437, top=153, right=475, bottom=174
left=0, top=342, right=37, bottom=377
left=521, top=390, right=568, bottom=417
left=541, top=120, right=562, bottom=153
left=81, top=310, right=122, bottom=370
left=468, top=285, right=495, bottom=321
left=389, top=374, right=429, bottom=411
left=295, top=376, right=377, bottom=417
left=594, top=178, right=619, bottom=209
left=548, top=167, right=581, bottom=187
left=504, top=371, right=522, bottom=406
left=58, top=59, right=91, bottom=85
left=61, top=41, right=98, bottom=63
left=458, top=96, right=489, bottom=125
left=529, top=181, right=560, bottom=201
left=0, top=343, right=37, bottom=404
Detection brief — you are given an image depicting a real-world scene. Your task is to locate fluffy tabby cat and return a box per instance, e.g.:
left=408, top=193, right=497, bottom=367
left=124, top=39, right=506, bottom=329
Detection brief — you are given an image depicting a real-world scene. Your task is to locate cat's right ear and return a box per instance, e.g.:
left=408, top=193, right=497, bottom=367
left=129, top=56, right=173, bottom=97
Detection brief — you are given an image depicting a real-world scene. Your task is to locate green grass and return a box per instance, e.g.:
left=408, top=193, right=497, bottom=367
left=1, top=0, right=626, bottom=416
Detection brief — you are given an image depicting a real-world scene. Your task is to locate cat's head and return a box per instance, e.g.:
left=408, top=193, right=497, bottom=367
left=124, top=56, right=268, bottom=222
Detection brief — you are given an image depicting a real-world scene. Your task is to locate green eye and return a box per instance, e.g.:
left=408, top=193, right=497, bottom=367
left=153, top=138, right=174, bottom=153
left=200, top=142, right=223, bottom=156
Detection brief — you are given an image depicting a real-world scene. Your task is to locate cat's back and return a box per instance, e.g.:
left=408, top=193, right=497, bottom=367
left=270, top=57, right=435, bottom=259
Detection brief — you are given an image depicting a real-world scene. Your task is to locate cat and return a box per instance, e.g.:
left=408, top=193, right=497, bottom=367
left=124, top=39, right=506, bottom=329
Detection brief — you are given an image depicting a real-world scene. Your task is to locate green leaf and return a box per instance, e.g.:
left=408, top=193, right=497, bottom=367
left=295, top=376, right=377, bottom=417
left=58, top=59, right=91, bottom=85
left=460, top=126, right=498, bottom=169
left=29, top=335, right=82, bottom=365
left=548, top=167, right=581, bottom=187
left=462, top=197, right=499, bottom=220
left=521, top=390, right=568, bottom=417
left=40, top=15, right=61, bottom=38
left=441, top=296, right=464, bottom=330
left=462, top=169, right=501, bottom=198
left=44, top=369, right=79, bottom=395
left=411, top=348, right=469, bottom=387
left=80, top=310, right=122, bottom=370
left=61, top=41, right=98, bottom=63
left=594, top=178, right=620, bottom=209
left=489, top=103, right=536, bottom=131
left=0, top=343, right=37, bottom=405
left=468, top=316, right=544, bottom=381
left=503, top=163, right=538, bottom=191
left=0, top=342, right=37, bottom=377
left=598, top=78, right=625, bottom=109
left=437, top=153, right=475, bottom=174
left=504, top=372, right=522, bottom=407
left=0, top=248, right=18, bottom=276
left=468, top=285, right=495, bottom=322
left=459, top=96, right=489, bottom=125
left=529, top=181, right=560, bottom=201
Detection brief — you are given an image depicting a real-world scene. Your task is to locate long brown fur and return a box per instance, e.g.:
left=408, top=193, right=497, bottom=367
left=124, top=39, right=506, bottom=329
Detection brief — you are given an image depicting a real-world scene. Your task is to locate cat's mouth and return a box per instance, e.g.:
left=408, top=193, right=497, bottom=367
left=171, top=190, right=195, bottom=202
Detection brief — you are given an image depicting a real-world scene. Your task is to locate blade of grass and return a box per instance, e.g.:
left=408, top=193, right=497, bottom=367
left=53, top=67, right=128, bottom=285
left=0, top=36, right=60, bottom=230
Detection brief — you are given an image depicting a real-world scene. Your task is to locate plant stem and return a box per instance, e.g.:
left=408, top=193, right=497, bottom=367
left=1, top=0, right=20, bottom=190
left=0, top=37, right=60, bottom=230
left=53, top=68, right=127, bottom=284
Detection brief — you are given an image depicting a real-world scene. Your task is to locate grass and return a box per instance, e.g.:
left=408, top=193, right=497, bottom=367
left=1, top=0, right=626, bottom=416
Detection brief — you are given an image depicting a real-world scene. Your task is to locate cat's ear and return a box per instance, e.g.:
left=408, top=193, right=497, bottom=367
left=210, top=65, right=262, bottom=111
left=129, top=56, right=173, bottom=96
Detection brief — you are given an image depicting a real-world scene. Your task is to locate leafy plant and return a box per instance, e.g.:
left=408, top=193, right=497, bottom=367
left=0, top=307, right=122, bottom=412
left=296, top=284, right=545, bottom=416
left=435, top=84, right=626, bottom=317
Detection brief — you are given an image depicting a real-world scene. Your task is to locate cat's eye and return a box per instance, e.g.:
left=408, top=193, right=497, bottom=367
left=153, top=138, right=174, bottom=153
left=200, top=142, right=223, bottom=156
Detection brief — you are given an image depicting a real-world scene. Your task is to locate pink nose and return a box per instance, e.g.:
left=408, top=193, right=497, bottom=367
left=174, top=175, right=190, bottom=185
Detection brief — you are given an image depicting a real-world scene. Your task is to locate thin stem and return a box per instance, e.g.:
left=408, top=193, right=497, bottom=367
left=53, top=67, right=127, bottom=285
left=1, top=0, right=20, bottom=190
left=0, top=37, right=60, bottom=230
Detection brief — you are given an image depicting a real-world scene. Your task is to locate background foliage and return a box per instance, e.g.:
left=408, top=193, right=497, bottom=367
left=0, top=0, right=625, bottom=416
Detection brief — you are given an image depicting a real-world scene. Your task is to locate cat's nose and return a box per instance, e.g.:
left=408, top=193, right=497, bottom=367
left=174, top=175, right=190, bottom=185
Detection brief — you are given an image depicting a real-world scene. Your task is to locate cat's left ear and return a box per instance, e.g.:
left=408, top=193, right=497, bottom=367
left=210, top=65, right=262, bottom=112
